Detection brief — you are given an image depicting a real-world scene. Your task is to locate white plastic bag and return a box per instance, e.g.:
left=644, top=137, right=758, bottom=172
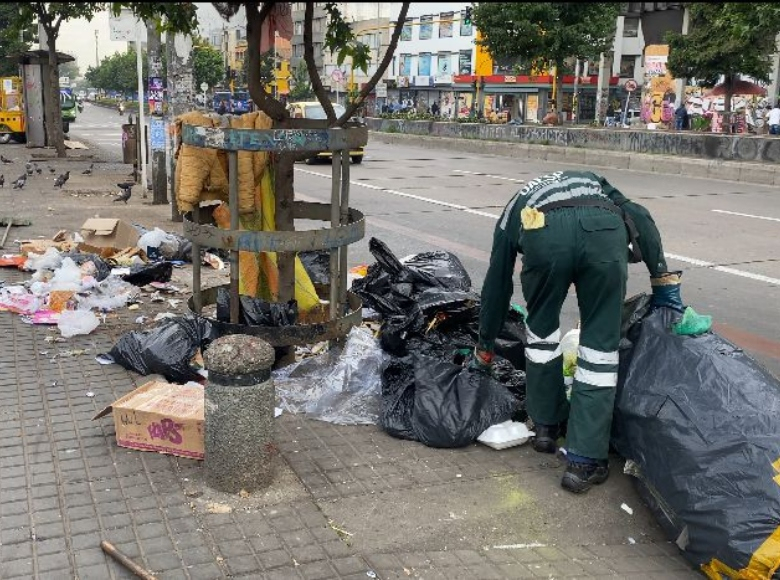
left=50, top=258, right=83, bottom=292
left=561, top=328, right=580, bottom=378
left=23, top=247, right=62, bottom=272
left=58, top=309, right=100, bottom=337
left=77, top=277, right=139, bottom=311
left=137, top=227, right=175, bottom=251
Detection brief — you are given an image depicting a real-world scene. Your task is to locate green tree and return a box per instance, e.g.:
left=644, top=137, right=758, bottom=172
left=0, top=4, right=36, bottom=77
left=193, top=42, right=225, bottom=91
left=58, top=61, right=79, bottom=82
left=288, top=61, right=314, bottom=101
left=666, top=3, right=780, bottom=133
left=472, top=3, right=619, bottom=110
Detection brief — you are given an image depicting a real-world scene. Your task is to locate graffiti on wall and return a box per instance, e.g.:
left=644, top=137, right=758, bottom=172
left=642, top=45, right=676, bottom=124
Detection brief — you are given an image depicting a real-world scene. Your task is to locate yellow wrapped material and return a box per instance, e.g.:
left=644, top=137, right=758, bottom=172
left=212, top=204, right=260, bottom=297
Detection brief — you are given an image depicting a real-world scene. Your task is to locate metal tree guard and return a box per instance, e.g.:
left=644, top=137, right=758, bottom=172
left=180, top=120, right=368, bottom=346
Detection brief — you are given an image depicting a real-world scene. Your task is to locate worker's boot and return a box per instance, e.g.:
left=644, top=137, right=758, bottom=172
left=531, top=423, right=561, bottom=454
left=561, top=459, right=610, bottom=494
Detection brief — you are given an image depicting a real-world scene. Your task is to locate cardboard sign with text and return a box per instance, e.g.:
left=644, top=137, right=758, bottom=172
left=93, top=380, right=205, bottom=460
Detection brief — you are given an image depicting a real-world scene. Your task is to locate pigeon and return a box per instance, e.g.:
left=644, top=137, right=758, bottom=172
left=12, top=176, right=25, bottom=190
left=48, top=166, right=56, bottom=174
left=0, top=174, right=4, bottom=188
left=0, top=155, right=12, bottom=164
left=25, top=162, right=33, bottom=176
left=82, top=163, right=94, bottom=176
left=53, top=171, right=70, bottom=189
left=114, top=183, right=133, bottom=204
left=35, top=163, right=41, bottom=175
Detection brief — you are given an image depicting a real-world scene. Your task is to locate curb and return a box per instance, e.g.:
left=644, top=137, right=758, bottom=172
left=370, top=131, right=780, bottom=187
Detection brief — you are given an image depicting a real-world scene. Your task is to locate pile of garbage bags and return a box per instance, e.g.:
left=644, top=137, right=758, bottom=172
left=613, top=295, right=780, bottom=577
left=351, top=238, right=527, bottom=448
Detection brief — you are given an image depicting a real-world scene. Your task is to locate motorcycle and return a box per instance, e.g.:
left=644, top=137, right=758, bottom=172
left=118, top=102, right=125, bottom=116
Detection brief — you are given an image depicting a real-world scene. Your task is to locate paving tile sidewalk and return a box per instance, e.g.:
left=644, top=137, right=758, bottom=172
left=0, top=143, right=700, bottom=579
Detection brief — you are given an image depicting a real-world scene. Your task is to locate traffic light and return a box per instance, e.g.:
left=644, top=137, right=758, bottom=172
left=464, top=7, right=472, bottom=26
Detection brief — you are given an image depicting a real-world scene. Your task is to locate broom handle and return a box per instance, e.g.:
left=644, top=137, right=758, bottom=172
left=0, top=221, right=12, bottom=249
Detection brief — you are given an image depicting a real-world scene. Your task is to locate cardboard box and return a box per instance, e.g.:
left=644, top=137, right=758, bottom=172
left=80, top=218, right=139, bottom=250
left=19, top=239, right=77, bottom=255
left=93, top=380, right=205, bottom=460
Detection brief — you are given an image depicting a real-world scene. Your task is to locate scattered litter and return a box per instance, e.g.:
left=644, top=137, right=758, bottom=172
left=44, top=336, right=66, bottom=343
left=95, top=354, right=114, bottom=365
left=205, top=503, right=232, bottom=514
left=134, top=316, right=148, bottom=324
left=86, top=391, right=95, bottom=398
left=274, top=407, right=283, bottom=418
left=52, top=349, right=89, bottom=359
left=153, top=312, right=177, bottom=322
left=21, top=311, right=60, bottom=325
left=628, top=537, right=637, bottom=544
left=58, top=309, right=100, bottom=337
left=492, top=543, right=547, bottom=550
left=621, top=503, right=634, bottom=515
left=366, top=572, right=377, bottom=579
left=203, top=252, right=224, bottom=270
left=167, top=299, right=182, bottom=308
left=128, top=304, right=140, bottom=310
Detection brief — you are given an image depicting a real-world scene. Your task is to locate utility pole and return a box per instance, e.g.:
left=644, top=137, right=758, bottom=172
left=95, top=30, right=99, bottom=68
left=166, top=31, right=195, bottom=222
left=147, top=21, right=167, bottom=205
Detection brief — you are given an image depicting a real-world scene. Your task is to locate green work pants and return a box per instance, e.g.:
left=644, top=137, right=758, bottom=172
left=519, top=206, right=628, bottom=460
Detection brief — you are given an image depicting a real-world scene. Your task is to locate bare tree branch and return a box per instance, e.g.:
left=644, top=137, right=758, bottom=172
left=245, top=1, right=287, bottom=121
left=304, top=2, right=336, bottom=123
left=336, top=2, right=410, bottom=126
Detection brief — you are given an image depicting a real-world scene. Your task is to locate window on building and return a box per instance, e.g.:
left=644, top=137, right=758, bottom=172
left=437, top=52, right=451, bottom=75
left=236, top=28, right=246, bottom=40
left=418, top=53, right=431, bottom=76
left=460, top=11, right=473, bottom=36
left=620, top=55, right=636, bottom=77
left=439, top=12, right=454, bottom=38
left=400, top=18, right=413, bottom=41
left=623, top=17, right=639, bottom=37
left=314, top=17, right=325, bottom=34
left=400, top=54, right=412, bottom=77
left=293, top=44, right=304, bottom=58
left=294, top=21, right=303, bottom=35
left=458, top=50, right=472, bottom=75
left=419, top=15, right=433, bottom=40
left=627, top=2, right=642, bottom=13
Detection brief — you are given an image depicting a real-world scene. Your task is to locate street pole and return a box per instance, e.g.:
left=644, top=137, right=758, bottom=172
left=95, top=30, right=99, bottom=68
left=573, top=58, right=580, bottom=124
left=167, top=31, right=194, bottom=223
left=147, top=21, right=167, bottom=205
left=135, top=21, right=148, bottom=198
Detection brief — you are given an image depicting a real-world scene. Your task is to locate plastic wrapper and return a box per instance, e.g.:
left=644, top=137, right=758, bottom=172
left=23, top=247, right=62, bottom=272
left=58, top=309, right=100, bottom=337
left=273, top=326, right=386, bottom=425
left=137, top=227, right=175, bottom=252
left=215, top=288, right=298, bottom=327
left=60, top=252, right=112, bottom=282
left=77, top=277, right=139, bottom=311
left=104, top=314, right=218, bottom=383
left=0, top=286, right=41, bottom=314
left=122, top=262, right=173, bottom=286
left=50, top=258, right=83, bottom=292
left=612, top=297, right=780, bottom=576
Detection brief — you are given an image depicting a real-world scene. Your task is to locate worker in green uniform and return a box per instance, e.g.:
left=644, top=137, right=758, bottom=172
left=473, top=170, right=684, bottom=494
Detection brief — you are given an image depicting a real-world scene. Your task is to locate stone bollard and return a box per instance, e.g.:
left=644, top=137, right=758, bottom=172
left=203, top=334, right=276, bottom=493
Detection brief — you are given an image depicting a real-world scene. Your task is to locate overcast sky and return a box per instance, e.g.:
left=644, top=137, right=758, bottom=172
left=58, top=10, right=129, bottom=73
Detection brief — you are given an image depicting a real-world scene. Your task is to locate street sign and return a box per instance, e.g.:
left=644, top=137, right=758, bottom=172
left=375, top=83, right=387, bottom=98
left=331, top=69, right=344, bottom=83
left=624, top=79, right=638, bottom=92
left=200, top=82, right=208, bottom=92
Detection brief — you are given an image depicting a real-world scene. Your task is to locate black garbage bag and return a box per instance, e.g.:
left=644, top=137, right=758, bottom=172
left=411, top=354, right=519, bottom=448
left=612, top=302, right=780, bottom=575
left=60, top=252, right=112, bottom=282
left=494, top=308, right=528, bottom=371
left=216, top=287, right=298, bottom=327
left=106, top=314, right=218, bottom=383
left=492, top=358, right=527, bottom=422
left=121, top=261, right=173, bottom=286
left=159, top=233, right=193, bottom=262
left=299, top=250, right=330, bottom=285
left=379, top=356, right=417, bottom=441
left=379, top=309, right=424, bottom=355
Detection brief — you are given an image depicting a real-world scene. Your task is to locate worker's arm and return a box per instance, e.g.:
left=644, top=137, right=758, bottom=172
left=478, top=198, right=522, bottom=353
left=597, top=175, right=669, bottom=277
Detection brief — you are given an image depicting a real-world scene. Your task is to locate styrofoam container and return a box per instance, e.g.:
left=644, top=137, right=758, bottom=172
left=477, top=421, right=535, bottom=450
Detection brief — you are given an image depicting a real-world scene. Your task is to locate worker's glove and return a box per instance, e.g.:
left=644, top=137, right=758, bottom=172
left=650, top=271, right=685, bottom=312
left=469, top=347, right=495, bottom=376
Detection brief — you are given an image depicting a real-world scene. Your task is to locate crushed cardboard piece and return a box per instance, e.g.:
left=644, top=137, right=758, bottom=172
left=93, top=380, right=205, bottom=460
left=20, top=239, right=77, bottom=256
left=80, top=218, right=139, bottom=250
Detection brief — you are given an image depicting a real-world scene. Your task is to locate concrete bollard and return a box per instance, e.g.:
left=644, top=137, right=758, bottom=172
left=203, top=334, right=276, bottom=493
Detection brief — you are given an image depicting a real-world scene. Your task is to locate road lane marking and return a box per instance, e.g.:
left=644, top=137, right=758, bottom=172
left=296, top=167, right=780, bottom=286
left=453, top=169, right=525, bottom=183
left=712, top=209, right=780, bottom=223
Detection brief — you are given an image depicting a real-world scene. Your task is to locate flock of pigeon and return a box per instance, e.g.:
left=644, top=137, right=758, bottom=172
left=0, top=154, right=133, bottom=203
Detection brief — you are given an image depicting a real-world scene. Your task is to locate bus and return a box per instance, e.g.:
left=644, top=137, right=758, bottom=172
left=60, top=88, right=77, bottom=134
left=231, top=90, right=251, bottom=114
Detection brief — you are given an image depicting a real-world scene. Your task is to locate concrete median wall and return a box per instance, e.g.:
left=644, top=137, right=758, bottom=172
left=366, top=119, right=780, bottom=187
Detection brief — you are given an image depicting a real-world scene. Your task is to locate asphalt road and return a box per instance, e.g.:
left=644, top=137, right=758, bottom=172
left=70, top=103, right=780, bottom=375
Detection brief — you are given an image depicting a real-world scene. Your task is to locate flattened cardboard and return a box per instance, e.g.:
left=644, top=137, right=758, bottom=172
left=19, top=239, right=77, bottom=255
left=93, top=380, right=205, bottom=460
left=80, top=218, right=139, bottom=250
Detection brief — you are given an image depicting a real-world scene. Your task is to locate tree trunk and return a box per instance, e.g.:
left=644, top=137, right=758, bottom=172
left=46, top=39, right=66, bottom=157
left=553, top=60, right=564, bottom=125
left=147, top=22, right=167, bottom=205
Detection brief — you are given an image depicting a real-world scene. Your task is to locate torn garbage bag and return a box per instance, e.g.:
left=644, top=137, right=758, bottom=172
left=612, top=302, right=780, bottom=578
left=121, top=261, right=173, bottom=286
left=105, top=314, right=217, bottom=383
left=381, top=353, right=520, bottom=448
left=215, top=287, right=297, bottom=327
left=272, top=326, right=386, bottom=425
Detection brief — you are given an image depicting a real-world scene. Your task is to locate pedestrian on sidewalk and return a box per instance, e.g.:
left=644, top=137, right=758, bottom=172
left=767, top=104, right=780, bottom=135
left=472, top=170, right=685, bottom=494
left=674, top=103, right=688, bottom=131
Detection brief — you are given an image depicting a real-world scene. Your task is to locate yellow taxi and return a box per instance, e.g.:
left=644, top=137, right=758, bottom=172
left=288, top=101, right=364, bottom=164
